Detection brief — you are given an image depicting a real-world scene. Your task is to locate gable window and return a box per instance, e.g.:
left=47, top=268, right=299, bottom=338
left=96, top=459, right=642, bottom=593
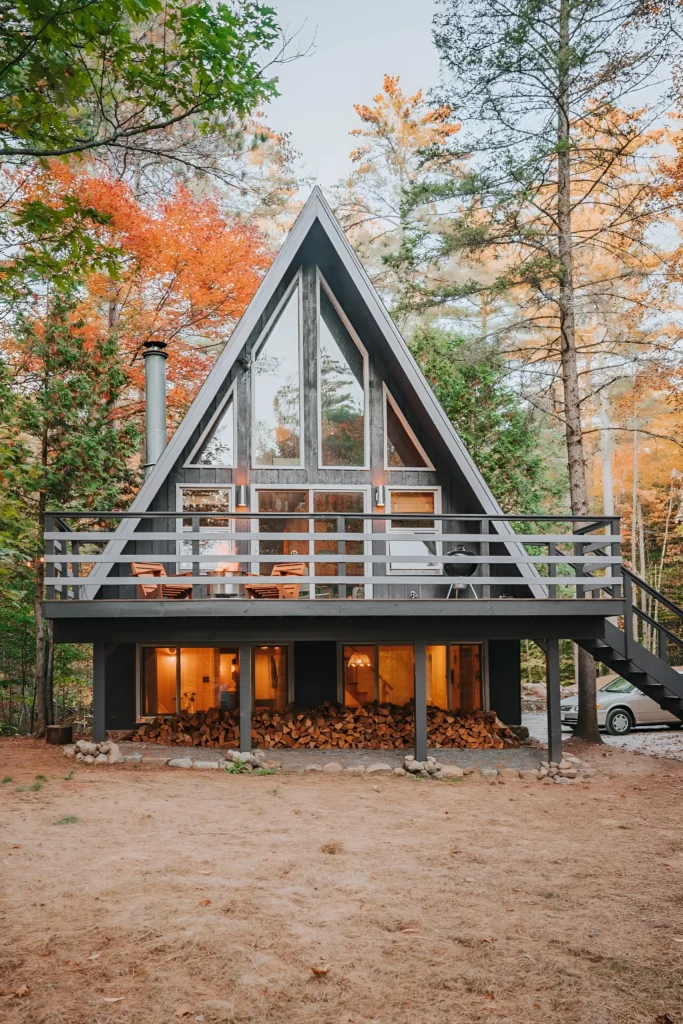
left=186, top=391, right=235, bottom=467
left=384, top=386, right=433, bottom=469
left=318, top=274, right=367, bottom=467
left=253, top=279, right=302, bottom=466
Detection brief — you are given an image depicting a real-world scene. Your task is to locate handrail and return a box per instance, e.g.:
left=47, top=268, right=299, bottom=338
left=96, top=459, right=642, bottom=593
left=46, top=510, right=620, bottom=523
left=632, top=606, right=683, bottom=651
left=622, top=566, right=683, bottom=621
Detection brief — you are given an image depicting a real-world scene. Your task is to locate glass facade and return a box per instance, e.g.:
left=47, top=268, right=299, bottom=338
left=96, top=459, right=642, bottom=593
left=192, top=396, right=234, bottom=466
left=386, top=395, right=429, bottom=468
left=253, top=285, right=301, bottom=466
left=319, top=286, right=365, bottom=466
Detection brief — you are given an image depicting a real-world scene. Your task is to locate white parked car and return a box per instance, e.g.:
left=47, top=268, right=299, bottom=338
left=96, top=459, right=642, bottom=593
left=561, top=676, right=683, bottom=735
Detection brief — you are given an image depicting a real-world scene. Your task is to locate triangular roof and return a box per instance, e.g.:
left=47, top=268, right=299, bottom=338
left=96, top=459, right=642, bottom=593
left=86, top=187, right=543, bottom=596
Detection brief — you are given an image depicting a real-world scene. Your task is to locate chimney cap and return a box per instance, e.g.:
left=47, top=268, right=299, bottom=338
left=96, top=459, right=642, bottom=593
left=142, top=340, right=168, bottom=359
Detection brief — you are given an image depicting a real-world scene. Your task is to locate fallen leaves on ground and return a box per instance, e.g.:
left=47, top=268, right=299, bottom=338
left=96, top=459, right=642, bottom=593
left=174, top=1006, right=194, bottom=1018
left=14, top=986, right=30, bottom=997
left=198, top=899, right=211, bottom=906
left=310, top=963, right=330, bottom=976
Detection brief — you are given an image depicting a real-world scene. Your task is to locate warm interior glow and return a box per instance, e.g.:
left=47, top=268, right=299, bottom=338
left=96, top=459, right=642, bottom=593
left=253, top=646, right=288, bottom=711
left=343, top=645, right=376, bottom=706
left=378, top=645, right=414, bottom=704
left=426, top=645, right=448, bottom=708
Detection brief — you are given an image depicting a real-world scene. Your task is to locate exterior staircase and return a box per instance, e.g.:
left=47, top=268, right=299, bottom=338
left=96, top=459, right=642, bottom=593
left=577, top=568, right=683, bottom=721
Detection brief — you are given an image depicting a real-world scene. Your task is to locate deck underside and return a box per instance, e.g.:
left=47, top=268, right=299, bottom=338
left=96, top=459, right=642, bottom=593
left=47, top=598, right=622, bottom=644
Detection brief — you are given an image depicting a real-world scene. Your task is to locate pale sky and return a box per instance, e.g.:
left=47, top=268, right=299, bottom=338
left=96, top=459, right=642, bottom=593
left=264, top=0, right=440, bottom=191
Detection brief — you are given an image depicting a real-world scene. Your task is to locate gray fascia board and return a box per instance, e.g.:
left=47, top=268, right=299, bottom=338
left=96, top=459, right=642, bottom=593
left=84, top=186, right=545, bottom=598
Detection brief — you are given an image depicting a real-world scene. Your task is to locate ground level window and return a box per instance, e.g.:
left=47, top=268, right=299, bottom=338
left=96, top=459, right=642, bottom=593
left=343, top=644, right=414, bottom=705
left=426, top=643, right=483, bottom=712
left=140, top=646, right=239, bottom=717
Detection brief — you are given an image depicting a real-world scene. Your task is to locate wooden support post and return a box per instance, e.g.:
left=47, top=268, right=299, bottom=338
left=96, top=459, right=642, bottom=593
left=546, top=637, right=562, bottom=764
left=238, top=643, right=252, bottom=752
left=93, top=643, right=106, bottom=742
left=414, top=639, right=428, bottom=762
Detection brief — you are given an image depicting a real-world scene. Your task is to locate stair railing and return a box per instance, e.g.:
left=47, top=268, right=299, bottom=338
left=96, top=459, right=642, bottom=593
left=621, top=566, right=683, bottom=667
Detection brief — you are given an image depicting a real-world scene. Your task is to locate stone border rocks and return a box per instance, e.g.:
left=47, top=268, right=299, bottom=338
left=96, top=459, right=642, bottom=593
left=64, top=740, right=124, bottom=765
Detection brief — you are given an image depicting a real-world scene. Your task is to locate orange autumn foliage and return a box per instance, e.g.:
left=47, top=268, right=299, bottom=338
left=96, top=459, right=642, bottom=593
left=20, top=163, right=273, bottom=422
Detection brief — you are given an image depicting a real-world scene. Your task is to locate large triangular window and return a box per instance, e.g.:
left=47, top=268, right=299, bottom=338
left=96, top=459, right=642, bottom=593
left=318, top=272, right=367, bottom=467
left=186, top=392, right=235, bottom=467
left=384, top=386, right=433, bottom=469
left=253, top=277, right=302, bottom=467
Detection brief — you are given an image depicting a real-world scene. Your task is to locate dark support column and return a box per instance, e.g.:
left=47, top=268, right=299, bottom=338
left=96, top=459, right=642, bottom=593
left=546, top=637, right=563, bottom=764
left=238, top=643, right=252, bottom=753
left=93, top=643, right=106, bottom=742
left=414, top=639, right=427, bottom=762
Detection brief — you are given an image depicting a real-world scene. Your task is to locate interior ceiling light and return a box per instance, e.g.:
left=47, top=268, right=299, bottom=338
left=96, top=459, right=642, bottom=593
left=348, top=652, right=372, bottom=669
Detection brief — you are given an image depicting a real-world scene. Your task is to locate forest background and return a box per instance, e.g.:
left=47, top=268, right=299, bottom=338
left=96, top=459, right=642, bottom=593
left=1, top=0, right=682, bottom=736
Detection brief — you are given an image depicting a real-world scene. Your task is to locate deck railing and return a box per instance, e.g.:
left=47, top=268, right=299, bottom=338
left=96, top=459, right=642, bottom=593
left=44, top=511, right=623, bottom=601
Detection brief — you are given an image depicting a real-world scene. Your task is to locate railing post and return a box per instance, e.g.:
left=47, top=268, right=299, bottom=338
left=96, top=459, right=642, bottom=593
left=548, top=541, right=557, bottom=599
left=238, top=642, right=252, bottom=753
left=71, top=538, right=80, bottom=601
left=337, top=515, right=346, bottom=600
left=623, top=572, right=633, bottom=661
left=611, top=517, right=622, bottom=600
left=45, top=515, right=55, bottom=600
left=414, top=639, right=428, bottom=762
left=658, top=627, right=668, bottom=665
left=574, top=535, right=585, bottom=600
left=480, top=518, right=490, bottom=599
left=191, top=515, right=200, bottom=600
left=546, top=637, right=563, bottom=765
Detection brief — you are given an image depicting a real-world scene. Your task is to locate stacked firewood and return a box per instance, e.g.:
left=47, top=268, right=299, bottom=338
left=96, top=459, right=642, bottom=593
left=132, top=703, right=518, bottom=750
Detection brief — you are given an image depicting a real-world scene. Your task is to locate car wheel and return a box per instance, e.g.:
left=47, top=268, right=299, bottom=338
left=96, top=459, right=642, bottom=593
left=666, top=722, right=683, bottom=730
left=605, top=707, right=634, bottom=736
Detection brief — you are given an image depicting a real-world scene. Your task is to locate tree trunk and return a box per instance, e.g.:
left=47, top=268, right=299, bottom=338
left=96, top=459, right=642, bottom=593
left=557, top=0, right=600, bottom=743
left=34, top=559, right=47, bottom=737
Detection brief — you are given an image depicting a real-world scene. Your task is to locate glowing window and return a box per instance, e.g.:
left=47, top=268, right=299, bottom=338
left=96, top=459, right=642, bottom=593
left=319, top=285, right=365, bottom=467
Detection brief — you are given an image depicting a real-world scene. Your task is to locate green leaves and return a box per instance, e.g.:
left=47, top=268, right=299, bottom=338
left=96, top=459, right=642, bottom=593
left=409, top=327, right=560, bottom=513
left=0, top=0, right=281, bottom=159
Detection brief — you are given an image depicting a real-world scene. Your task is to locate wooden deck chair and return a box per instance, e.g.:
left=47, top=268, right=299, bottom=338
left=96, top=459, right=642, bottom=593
left=130, top=561, right=193, bottom=600
left=244, top=561, right=306, bottom=600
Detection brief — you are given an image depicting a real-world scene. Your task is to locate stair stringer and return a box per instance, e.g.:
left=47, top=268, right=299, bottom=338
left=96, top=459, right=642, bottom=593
left=577, top=620, right=683, bottom=721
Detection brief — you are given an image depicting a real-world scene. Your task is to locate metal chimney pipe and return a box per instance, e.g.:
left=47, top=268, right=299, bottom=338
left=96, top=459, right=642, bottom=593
left=142, top=340, right=168, bottom=477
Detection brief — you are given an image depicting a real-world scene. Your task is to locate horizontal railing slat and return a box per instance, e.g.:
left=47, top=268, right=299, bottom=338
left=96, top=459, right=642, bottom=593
left=44, top=553, right=620, bottom=566
left=45, top=574, right=624, bottom=587
left=43, top=531, right=622, bottom=544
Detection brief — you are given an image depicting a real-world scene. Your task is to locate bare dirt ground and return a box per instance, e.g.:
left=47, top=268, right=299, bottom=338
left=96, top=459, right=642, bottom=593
left=2, top=738, right=683, bottom=1024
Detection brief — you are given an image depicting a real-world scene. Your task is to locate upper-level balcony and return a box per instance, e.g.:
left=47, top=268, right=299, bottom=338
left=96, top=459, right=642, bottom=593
left=44, top=511, right=624, bottom=619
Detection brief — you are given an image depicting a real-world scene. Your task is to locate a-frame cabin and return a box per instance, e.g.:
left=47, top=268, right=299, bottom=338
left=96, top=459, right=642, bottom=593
left=45, top=188, right=662, bottom=761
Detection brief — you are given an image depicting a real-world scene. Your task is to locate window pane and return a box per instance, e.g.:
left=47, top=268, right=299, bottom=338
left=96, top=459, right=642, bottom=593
left=450, top=644, right=482, bottom=712
left=389, top=491, right=438, bottom=572
left=257, top=490, right=309, bottom=583
left=378, top=645, right=414, bottom=705
left=343, top=645, right=376, bottom=706
left=180, top=648, right=221, bottom=713
left=313, top=491, right=364, bottom=598
left=319, top=288, right=365, bottom=466
left=142, top=647, right=177, bottom=716
left=219, top=648, right=239, bottom=712
left=426, top=645, right=448, bottom=708
left=386, top=399, right=428, bottom=468
left=193, top=397, right=234, bottom=466
left=180, top=488, right=232, bottom=572
left=254, top=286, right=301, bottom=466
left=254, top=646, right=288, bottom=712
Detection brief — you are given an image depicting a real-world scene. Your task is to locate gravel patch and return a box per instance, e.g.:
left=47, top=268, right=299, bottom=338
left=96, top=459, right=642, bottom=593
left=524, top=712, right=683, bottom=760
